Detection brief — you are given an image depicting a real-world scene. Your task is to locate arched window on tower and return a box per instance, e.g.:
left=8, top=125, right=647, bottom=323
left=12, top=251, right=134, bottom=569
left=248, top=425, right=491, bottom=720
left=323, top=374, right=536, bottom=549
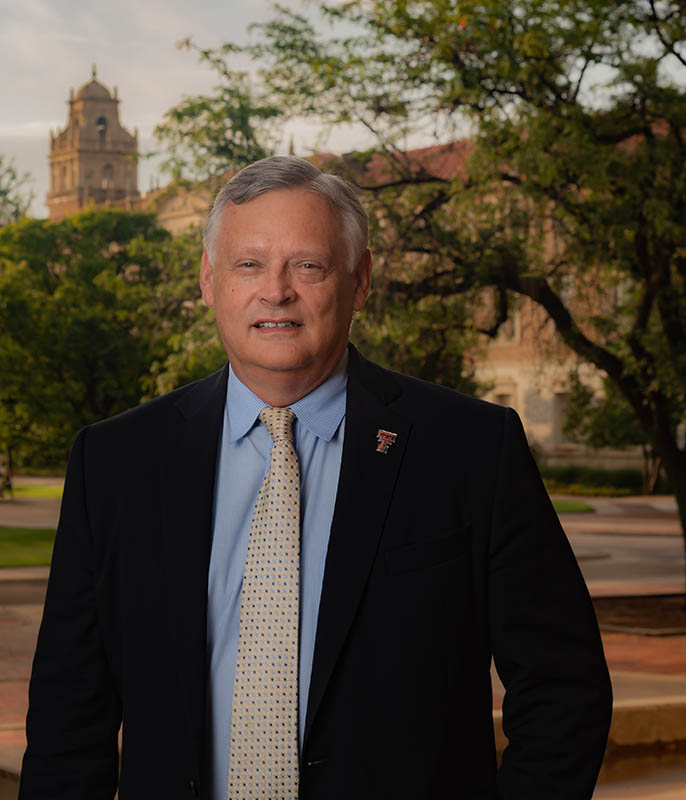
left=60, top=166, right=67, bottom=193
left=96, top=116, right=108, bottom=149
left=102, top=163, right=113, bottom=189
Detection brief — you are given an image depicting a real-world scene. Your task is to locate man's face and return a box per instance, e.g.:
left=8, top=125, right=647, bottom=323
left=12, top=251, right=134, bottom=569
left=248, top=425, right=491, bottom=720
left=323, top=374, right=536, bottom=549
left=200, top=188, right=371, bottom=399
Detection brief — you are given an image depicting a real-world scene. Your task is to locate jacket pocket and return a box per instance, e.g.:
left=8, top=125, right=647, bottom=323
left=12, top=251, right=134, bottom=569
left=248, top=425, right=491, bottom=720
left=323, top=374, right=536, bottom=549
left=384, top=530, right=469, bottom=575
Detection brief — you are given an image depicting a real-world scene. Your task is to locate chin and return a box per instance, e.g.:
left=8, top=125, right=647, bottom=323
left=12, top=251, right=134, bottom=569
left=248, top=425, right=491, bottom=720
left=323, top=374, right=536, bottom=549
left=257, top=343, right=316, bottom=370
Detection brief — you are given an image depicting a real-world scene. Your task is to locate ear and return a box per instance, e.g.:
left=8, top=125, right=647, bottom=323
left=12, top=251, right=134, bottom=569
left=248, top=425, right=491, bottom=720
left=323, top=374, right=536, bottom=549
left=200, top=250, right=215, bottom=307
left=352, top=249, right=372, bottom=312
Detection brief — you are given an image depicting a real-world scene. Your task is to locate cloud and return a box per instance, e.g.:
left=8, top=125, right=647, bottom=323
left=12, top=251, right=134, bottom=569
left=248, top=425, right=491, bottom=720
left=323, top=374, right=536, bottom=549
left=0, top=121, right=62, bottom=139
left=20, top=0, right=60, bottom=24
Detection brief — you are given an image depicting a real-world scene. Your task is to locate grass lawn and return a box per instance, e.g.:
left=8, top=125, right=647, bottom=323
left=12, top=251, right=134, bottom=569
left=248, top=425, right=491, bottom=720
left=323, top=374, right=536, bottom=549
left=10, top=483, right=63, bottom=500
left=0, top=526, right=56, bottom=567
left=551, top=498, right=596, bottom=513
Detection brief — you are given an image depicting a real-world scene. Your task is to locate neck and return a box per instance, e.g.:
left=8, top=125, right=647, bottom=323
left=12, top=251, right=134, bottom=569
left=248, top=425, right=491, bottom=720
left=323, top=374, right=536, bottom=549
left=231, top=354, right=347, bottom=407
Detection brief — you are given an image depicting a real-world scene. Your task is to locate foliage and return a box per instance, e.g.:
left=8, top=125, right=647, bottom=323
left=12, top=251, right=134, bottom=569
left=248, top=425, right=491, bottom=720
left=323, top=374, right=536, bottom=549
left=541, top=464, right=670, bottom=495
left=543, top=465, right=644, bottom=491
left=563, top=373, right=666, bottom=492
left=144, top=303, right=227, bottom=397
left=0, top=210, right=208, bottom=468
left=0, top=155, right=33, bottom=226
left=563, top=375, right=648, bottom=451
left=129, top=227, right=226, bottom=397
left=562, top=373, right=679, bottom=494
left=153, top=39, right=279, bottom=182
left=351, top=294, right=482, bottom=393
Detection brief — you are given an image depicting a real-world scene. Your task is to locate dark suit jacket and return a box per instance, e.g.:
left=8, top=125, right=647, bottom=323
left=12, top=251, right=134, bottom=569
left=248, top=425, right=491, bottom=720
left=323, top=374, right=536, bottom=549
left=20, top=346, right=612, bottom=799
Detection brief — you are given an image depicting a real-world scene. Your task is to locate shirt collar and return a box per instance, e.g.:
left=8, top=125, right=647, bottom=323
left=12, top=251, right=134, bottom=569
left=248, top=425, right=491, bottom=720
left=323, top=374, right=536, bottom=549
left=226, top=351, right=348, bottom=444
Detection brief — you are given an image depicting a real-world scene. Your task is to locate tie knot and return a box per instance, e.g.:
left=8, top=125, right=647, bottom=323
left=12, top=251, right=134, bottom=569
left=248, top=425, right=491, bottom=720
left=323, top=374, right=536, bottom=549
left=259, top=406, right=296, bottom=445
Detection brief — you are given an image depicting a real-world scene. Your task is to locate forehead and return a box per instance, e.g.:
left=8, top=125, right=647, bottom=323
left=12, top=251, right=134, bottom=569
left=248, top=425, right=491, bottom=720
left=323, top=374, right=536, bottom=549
left=217, top=188, right=342, bottom=241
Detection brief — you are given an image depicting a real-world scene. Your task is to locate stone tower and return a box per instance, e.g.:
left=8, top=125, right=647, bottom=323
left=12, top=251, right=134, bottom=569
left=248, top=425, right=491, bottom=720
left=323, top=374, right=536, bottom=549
left=47, top=67, right=138, bottom=221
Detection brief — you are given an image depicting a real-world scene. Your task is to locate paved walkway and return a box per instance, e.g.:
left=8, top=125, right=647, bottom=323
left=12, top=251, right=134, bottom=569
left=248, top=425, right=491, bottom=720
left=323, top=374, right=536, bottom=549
left=0, top=498, right=60, bottom=530
left=1, top=489, right=685, bottom=797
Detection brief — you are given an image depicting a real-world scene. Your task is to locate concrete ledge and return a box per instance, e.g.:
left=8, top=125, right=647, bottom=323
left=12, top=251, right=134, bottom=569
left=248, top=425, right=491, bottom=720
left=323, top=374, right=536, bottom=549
left=609, top=697, right=686, bottom=747
left=493, top=697, right=686, bottom=757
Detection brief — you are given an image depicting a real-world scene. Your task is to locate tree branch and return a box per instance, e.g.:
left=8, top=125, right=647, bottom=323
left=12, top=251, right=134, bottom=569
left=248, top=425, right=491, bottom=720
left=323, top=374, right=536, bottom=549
left=505, top=272, right=645, bottom=403
left=649, top=0, right=686, bottom=68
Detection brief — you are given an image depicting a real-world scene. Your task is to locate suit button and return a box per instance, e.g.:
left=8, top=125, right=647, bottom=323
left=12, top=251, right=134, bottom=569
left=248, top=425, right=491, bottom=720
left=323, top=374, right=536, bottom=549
left=188, top=779, right=199, bottom=796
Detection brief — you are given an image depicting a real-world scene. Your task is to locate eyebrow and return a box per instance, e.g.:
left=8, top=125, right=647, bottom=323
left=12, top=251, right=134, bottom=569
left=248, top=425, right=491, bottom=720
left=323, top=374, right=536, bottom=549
left=231, top=247, right=334, bottom=262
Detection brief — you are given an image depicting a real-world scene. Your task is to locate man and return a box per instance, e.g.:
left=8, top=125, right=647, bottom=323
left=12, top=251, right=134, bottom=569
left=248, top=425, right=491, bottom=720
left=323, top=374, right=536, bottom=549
left=20, top=156, right=612, bottom=799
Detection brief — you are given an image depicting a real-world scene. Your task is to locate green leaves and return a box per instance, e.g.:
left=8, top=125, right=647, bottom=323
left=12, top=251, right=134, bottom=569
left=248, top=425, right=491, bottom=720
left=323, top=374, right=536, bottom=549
left=0, top=155, right=34, bottom=226
left=0, top=210, right=212, bottom=468
left=153, top=39, right=280, bottom=181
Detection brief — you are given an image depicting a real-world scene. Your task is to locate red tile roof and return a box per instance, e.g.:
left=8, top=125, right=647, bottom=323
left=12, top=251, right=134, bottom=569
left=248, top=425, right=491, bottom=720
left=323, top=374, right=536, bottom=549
left=312, top=140, right=474, bottom=187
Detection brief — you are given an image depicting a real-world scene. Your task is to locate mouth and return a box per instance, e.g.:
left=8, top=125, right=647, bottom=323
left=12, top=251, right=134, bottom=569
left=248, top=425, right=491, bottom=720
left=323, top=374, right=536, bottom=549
left=253, top=321, right=302, bottom=329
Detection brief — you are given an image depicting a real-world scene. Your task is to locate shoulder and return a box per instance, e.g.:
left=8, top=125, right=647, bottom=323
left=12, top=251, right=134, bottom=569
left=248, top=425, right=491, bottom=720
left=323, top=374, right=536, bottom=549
left=395, top=368, right=502, bottom=419
left=348, top=347, right=528, bottom=469
left=84, top=365, right=228, bottom=447
left=351, top=346, right=508, bottom=427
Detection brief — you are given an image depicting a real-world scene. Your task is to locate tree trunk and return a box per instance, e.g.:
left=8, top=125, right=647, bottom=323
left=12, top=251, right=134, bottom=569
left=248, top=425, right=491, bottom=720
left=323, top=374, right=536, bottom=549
left=0, top=446, right=13, bottom=498
left=640, top=445, right=661, bottom=495
left=658, top=447, right=686, bottom=596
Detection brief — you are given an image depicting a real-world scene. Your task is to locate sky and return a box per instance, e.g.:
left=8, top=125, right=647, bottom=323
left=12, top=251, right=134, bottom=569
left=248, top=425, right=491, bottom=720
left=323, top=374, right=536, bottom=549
left=0, top=0, right=374, bottom=217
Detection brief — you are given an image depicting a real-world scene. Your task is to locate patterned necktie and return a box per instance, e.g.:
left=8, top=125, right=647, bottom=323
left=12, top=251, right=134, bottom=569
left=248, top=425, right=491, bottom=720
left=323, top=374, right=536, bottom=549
left=228, top=406, right=300, bottom=800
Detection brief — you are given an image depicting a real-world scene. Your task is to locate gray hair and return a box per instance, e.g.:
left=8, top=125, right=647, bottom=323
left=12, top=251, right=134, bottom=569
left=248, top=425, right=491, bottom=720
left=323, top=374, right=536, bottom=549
left=203, top=155, right=368, bottom=270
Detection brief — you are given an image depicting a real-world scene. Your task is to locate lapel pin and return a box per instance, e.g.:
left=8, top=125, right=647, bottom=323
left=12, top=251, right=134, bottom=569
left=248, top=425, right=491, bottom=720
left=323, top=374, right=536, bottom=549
left=376, top=429, right=398, bottom=454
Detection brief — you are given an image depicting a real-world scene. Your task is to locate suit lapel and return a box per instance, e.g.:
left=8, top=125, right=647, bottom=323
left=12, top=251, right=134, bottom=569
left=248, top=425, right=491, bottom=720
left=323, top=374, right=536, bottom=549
left=161, top=365, right=228, bottom=759
left=304, top=347, right=411, bottom=747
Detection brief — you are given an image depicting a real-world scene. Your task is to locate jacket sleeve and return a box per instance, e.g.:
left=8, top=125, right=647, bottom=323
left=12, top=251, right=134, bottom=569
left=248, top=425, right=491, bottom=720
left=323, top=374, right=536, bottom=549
left=19, top=427, right=121, bottom=799
left=488, top=409, right=612, bottom=800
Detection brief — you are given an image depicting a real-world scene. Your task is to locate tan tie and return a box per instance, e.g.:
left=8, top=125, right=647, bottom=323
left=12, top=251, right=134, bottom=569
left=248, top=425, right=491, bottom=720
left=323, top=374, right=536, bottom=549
left=228, top=407, right=300, bottom=799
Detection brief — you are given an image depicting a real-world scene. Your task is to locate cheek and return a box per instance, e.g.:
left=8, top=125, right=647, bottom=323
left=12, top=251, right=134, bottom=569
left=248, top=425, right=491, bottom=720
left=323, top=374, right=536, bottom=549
left=215, top=279, right=244, bottom=306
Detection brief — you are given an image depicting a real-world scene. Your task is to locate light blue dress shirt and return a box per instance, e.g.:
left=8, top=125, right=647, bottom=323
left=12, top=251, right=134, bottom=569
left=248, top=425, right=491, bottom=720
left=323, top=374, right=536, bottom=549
left=204, top=357, right=347, bottom=800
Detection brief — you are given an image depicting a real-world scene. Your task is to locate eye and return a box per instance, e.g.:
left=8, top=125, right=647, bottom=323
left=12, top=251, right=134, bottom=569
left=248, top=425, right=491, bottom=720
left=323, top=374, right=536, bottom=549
left=296, top=261, right=329, bottom=281
left=299, top=261, right=330, bottom=274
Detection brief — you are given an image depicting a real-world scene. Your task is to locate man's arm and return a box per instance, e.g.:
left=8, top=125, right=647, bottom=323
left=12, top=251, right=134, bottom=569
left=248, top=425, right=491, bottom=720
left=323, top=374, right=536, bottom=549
left=488, top=409, right=612, bottom=799
left=19, top=428, right=122, bottom=799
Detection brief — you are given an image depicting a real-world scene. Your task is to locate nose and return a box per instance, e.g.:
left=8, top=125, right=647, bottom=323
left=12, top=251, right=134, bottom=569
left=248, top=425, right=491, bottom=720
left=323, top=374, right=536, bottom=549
left=260, top=265, right=296, bottom=306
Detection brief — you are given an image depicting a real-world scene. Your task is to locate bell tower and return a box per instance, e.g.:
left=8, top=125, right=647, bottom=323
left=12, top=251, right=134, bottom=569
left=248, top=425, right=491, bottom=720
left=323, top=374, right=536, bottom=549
left=47, top=66, right=138, bottom=221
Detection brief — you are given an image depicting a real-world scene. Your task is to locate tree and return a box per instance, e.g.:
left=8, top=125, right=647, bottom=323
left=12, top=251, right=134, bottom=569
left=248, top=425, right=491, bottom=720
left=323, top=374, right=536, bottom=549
left=0, top=155, right=33, bottom=226
left=153, top=39, right=279, bottom=182
left=352, top=296, right=483, bottom=394
left=0, top=210, right=210, bottom=472
left=563, top=374, right=664, bottom=493
left=214, top=0, right=686, bottom=549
